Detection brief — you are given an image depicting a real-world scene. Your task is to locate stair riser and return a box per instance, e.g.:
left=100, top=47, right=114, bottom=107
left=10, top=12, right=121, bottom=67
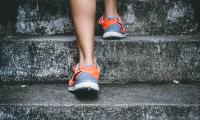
left=0, top=0, right=199, bottom=35
left=0, top=105, right=199, bottom=120
left=0, top=37, right=200, bottom=84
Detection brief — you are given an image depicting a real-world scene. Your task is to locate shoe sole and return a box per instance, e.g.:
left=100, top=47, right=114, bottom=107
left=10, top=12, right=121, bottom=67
left=103, top=31, right=127, bottom=39
left=68, top=81, right=99, bottom=92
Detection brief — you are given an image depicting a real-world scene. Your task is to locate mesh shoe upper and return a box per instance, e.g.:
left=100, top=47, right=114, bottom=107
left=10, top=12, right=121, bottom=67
left=68, top=64, right=100, bottom=87
left=98, top=15, right=126, bottom=33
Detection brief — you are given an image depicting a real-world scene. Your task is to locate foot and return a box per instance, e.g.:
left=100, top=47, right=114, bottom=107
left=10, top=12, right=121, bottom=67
left=98, top=15, right=127, bottom=39
left=68, top=64, right=101, bottom=93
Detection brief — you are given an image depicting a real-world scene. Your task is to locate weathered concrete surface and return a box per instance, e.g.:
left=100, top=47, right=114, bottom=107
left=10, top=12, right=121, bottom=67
left=14, top=0, right=199, bottom=35
left=0, top=34, right=200, bottom=84
left=0, top=83, right=200, bottom=120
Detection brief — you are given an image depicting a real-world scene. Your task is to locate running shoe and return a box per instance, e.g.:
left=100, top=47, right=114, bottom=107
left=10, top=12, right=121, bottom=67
left=68, top=64, right=100, bottom=92
left=98, top=15, right=127, bottom=39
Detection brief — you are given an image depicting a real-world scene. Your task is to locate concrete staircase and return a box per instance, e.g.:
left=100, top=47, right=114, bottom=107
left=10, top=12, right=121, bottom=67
left=0, top=0, right=200, bottom=119
left=1, top=84, right=200, bottom=120
left=1, top=35, right=200, bottom=84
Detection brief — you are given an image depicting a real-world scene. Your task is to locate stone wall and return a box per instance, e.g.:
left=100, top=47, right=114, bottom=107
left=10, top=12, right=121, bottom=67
left=0, top=0, right=200, bottom=36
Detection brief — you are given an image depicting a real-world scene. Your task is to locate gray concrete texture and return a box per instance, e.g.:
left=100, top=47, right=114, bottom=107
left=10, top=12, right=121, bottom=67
left=14, top=0, right=198, bottom=35
left=0, top=34, right=200, bottom=84
left=0, top=83, right=200, bottom=120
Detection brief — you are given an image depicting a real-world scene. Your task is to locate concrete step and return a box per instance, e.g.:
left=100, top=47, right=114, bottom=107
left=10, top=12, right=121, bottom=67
left=0, top=0, right=199, bottom=35
left=0, top=83, right=200, bottom=119
left=0, top=34, right=200, bottom=84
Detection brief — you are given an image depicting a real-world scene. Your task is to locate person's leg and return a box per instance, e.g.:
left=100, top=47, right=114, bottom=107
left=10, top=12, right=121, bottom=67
left=98, top=0, right=126, bottom=39
left=68, top=0, right=100, bottom=92
left=104, top=0, right=118, bottom=17
left=70, top=0, right=96, bottom=67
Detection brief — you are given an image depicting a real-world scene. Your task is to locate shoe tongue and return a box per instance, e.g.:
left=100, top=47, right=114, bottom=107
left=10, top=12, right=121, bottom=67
left=106, top=16, right=115, bottom=20
left=85, top=64, right=93, bottom=67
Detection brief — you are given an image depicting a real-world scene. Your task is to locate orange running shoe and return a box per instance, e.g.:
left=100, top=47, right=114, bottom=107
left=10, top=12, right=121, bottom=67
left=98, top=15, right=127, bottom=39
left=68, top=64, right=101, bottom=92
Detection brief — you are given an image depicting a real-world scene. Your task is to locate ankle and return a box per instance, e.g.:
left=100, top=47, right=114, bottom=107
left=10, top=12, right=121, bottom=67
left=79, top=60, right=95, bottom=67
left=105, top=13, right=118, bottom=18
left=79, top=56, right=97, bottom=67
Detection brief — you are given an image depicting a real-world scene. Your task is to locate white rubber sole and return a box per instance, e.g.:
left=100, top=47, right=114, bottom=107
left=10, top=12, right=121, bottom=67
left=103, top=31, right=127, bottom=39
left=68, top=81, right=99, bottom=92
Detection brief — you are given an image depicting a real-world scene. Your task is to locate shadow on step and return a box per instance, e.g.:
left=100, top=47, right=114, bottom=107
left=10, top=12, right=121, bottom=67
left=191, top=0, right=200, bottom=31
left=74, top=90, right=99, bottom=101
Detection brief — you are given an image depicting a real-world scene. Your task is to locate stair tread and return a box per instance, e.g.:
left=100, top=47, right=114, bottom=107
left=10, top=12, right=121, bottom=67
left=1, top=33, right=200, bottom=42
left=1, top=33, right=200, bottom=84
left=0, top=33, right=200, bottom=84
left=1, top=83, right=200, bottom=106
